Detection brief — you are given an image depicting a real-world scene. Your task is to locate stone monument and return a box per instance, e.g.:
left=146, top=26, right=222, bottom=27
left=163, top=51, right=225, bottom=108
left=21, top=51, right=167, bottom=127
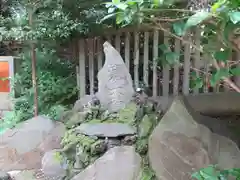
left=96, top=41, right=134, bottom=113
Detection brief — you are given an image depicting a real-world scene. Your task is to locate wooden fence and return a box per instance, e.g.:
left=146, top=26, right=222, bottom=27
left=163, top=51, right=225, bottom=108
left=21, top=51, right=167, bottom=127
left=76, top=28, right=234, bottom=98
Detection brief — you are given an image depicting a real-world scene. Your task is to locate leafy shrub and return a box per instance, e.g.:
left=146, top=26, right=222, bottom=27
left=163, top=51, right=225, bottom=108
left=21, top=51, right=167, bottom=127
left=0, top=48, right=78, bottom=131
left=192, top=165, right=240, bottom=180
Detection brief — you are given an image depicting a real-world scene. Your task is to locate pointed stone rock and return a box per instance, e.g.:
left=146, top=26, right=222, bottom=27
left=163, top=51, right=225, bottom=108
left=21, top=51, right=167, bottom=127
left=97, top=41, right=134, bottom=113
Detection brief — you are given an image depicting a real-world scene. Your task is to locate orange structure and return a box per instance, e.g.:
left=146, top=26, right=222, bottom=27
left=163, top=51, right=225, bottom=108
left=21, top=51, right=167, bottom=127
left=0, top=62, right=10, bottom=92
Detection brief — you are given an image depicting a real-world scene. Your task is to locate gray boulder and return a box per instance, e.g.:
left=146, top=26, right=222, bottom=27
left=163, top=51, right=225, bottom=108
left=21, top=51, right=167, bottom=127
left=41, top=149, right=67, bottom=178
left=149, top=97, right=240, bottom=180
left=0, top=116, right=65, bottom=171
left=71, top=146, right=141, bottom=180
left=8, top=169, right=52, bottom=180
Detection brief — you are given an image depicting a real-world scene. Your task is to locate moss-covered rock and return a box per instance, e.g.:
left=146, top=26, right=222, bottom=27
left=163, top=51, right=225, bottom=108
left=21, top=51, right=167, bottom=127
left=60, top=99, right=159, bottom=179
left=138, top=114, right=160, bottom=138
left=59, top=110, right=75, bottom=123
left=140, top=166, right=156, bottom=180
left=65, top=112, right=88, bottom=128
left=61, top=130, right=101, bottom=171
left=139, top=115, right=153, bottom=138
left=136, top=138, right=148, bottom=155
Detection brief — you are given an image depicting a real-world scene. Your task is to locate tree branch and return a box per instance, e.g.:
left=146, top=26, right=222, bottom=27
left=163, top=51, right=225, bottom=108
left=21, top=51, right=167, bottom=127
left=147, top=18, right=240, bottom=93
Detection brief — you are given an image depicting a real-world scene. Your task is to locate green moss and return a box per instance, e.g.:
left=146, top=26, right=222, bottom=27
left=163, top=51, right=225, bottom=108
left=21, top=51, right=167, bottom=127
left=136, top=138, right=148, bottom=155
left=139, top=115, right=153, bottom=138
left=54, top=151, right=64, bottom=162
left=140, top=166, right=157, bottom=180
left=139, top=155, right=157, bottom=180
left=87, top=119, right=103, bottom=123
left=61, top=129, right=100, bottom=170
left=118, top=103, right=137, bottom=124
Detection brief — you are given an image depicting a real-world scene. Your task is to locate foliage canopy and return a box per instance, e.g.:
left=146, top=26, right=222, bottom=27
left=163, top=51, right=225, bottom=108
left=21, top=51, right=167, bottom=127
left=0, top=0, right=111, bottom=131
left=102, top=0, right=240, bottom=91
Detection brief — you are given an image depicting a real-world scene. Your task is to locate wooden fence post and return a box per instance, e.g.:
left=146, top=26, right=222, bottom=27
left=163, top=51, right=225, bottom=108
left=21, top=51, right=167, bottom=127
left=153, top=30, right=159, bottom=96
left=183, top=34, right=191, bottom=95
left=143, top=32, right=149, bottom=86
left=134, top=32, right=140, bottom=89
left=162, top=30, right=170, bottom=97
left=79, top=39, right=86, bottom=97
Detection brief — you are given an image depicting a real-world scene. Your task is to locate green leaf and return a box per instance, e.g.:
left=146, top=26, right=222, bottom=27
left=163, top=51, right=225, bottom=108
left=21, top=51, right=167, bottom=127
left=152, top=0, right=164, bottom=6
left=191, top=71, right=197, bottom=77
left=116, top=13, right=125, bottom=24
left=199, top=165, right=220, bottom=180
left=210, top=68, right=229, bottom=86
left=190, top=78, right=203, bottom=90
left=231, top=0, right=240, bottom=8
left=219, top=169, right=230, bottom=178
left=116, top=3, right=128, bottom=10
left=112, top=0, right=120, bottom=4
left=196, top=81, right=203, bottom=89
left=192, top=172, right=204, bottom=180
left=230, top=67, right=240, bottom=76
left=190, top=72, right=203, bottom=89
left=152, top=0, right=175, bottom=6
left=229, top=11, right=240, bottom=24
left=173, top=21, right=185, bottom=36
left=227, top=168, right=240, bottom=177
left=165, top=52, right=180, bottom=65
left=159, top=44, right=168, bottom=52
left=213, top=49, right=231, bottom=62
left=211, top=0, right=227, bottom=12
left=195, top=78, right=203, bottom=89
left=126, top=0, right=137, bottom=5
left=185, top=11, right=212, bottom=30
left=99, top=13, right=117, bottom=23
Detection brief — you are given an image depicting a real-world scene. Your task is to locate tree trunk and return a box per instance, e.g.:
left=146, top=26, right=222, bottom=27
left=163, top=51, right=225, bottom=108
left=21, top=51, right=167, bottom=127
left=29, top=10, right=38, bottom=116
